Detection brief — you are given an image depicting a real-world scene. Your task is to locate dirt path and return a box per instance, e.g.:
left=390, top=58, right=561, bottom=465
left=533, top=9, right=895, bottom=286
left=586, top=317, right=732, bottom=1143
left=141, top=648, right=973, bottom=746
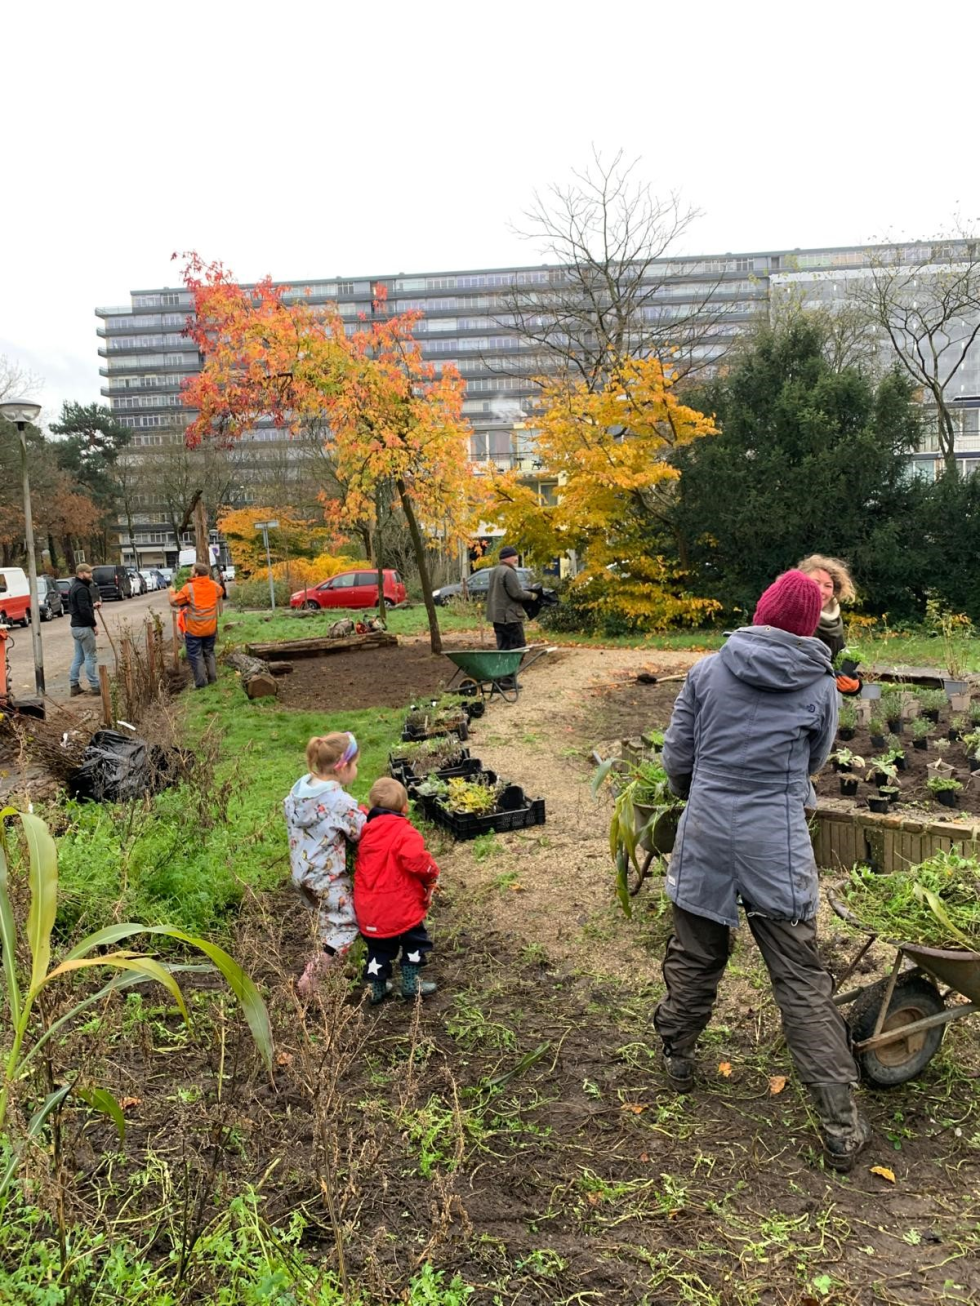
left=435, top=644, right=698, bottom=983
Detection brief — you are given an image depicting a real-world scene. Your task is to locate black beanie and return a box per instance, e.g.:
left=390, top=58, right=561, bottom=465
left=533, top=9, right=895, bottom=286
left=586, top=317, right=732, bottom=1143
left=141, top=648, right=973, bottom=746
left=499, top=546, right=518, bottom=560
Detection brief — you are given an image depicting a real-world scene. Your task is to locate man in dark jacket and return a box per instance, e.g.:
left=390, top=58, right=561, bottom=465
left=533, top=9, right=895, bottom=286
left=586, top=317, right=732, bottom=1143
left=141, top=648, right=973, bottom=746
left=67, top=563, right=102, bottom=696
left=654, top=569, right=871, bottom=1172
left=485, top=545, right=538, bottom=651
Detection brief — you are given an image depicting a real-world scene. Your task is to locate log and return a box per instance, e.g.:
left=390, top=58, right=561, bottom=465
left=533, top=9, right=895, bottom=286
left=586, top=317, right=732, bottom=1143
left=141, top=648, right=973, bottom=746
left=269, top=661, right=294, bottom=676
left=245, top=631, right=397, bottom=661
left=225, top=651, right=279, bottom=699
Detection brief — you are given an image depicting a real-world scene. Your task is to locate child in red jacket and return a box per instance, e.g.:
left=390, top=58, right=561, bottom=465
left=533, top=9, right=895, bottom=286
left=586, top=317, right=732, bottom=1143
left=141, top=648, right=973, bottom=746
left=355, top=777, right=440, bottom=1003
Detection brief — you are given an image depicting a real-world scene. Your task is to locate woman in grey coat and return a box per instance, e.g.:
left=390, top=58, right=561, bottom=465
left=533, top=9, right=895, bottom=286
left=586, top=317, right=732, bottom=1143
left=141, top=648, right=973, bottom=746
left=654, top=569, right=871, bottom=1172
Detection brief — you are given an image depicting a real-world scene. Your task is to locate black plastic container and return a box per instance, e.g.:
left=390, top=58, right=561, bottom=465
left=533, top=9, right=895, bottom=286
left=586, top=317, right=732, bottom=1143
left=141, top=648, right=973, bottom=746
left=912, top=738, right=928, bottom=751
left=402, top=717, right=469, bottom=743
left=867, top=797, right=889, bottom=814
left=935, top=789, right=959, bottom=808
left=839, top=777, right=859, bottom=797
left=429, top=784, right=546, bottom=840
left=837, top=727, right=855, bottom=742
left=389, top=742, right=469, bottom=784
left=407, top=759, right=494, bottom=796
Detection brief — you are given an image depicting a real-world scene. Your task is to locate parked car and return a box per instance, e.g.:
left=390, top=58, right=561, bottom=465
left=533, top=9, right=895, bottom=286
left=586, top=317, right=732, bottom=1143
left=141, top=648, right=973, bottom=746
left=125, top=568, right=145, bottom=596
left=157, top=567, right=174, bottom=584
left=223, top=565, right=236, bottom=581
left=35, top=576, right=64, bottom=621
left=139, top=569, right=162, bottom=591
left=150, top=568, right=168, bottom=590
left=289, top=568, right=406, bottom=611
left=432, top=567, right=536, bottom=606
left=0, top=567, right=31, bottom=626
left=92, top=564, right=130, bottom=601
left=55, top=578, right=73, bottom=604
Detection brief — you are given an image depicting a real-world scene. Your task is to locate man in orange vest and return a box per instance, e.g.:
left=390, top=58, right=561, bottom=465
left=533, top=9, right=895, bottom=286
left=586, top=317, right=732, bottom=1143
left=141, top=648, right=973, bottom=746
left=169, top=562, right=224, bottom=689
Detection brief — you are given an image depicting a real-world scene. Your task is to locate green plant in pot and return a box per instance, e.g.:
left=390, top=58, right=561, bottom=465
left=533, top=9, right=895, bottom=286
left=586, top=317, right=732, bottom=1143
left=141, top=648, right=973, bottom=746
left=837, top=700, right=858, bottom=741
left=829, top=748, right=863, bottom=774
left=593, top=756, right=685, bottom=916
left=927, top=775, right=963, bottom=809
left=918, top=688, right=947, bottom=724
left=881, top=691, right=904, bottom=734
left=868, top=713, right=887, bottom=748
left=867, top=756, right=899, bottom=788
left=910, top=717, right=932, bottom=750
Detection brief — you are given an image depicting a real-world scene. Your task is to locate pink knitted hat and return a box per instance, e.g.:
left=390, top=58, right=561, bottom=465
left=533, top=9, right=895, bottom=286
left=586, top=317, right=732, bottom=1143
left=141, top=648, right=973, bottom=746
left=752, top=570, right=822, bottom=638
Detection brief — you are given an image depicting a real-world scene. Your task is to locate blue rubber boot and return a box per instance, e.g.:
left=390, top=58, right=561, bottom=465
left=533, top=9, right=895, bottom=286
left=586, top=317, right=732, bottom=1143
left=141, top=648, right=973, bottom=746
left=400, top=962, right=437, bottom=998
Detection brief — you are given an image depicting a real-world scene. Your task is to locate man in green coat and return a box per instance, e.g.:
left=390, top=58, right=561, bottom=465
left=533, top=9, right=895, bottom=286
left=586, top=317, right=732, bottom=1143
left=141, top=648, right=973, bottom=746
left=485, top=546, right=538, bottom=660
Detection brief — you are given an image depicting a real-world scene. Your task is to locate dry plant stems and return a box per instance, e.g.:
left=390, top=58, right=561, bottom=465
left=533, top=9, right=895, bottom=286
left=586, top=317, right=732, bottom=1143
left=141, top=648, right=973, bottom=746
left=0, top=806, right=273, bottom=1200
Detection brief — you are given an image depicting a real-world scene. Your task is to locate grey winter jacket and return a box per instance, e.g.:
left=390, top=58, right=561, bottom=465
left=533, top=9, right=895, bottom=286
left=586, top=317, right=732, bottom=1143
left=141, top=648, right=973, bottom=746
left=662, top=626, right=838, bottom=928
left=485, top=564, right=536, bottom=625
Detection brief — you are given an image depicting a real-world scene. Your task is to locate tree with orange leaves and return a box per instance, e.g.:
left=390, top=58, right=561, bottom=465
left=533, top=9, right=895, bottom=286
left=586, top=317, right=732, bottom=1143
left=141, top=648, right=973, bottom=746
left=179, top=255, right=480, bottom=652
left=491, top=356, right=720, bottom=630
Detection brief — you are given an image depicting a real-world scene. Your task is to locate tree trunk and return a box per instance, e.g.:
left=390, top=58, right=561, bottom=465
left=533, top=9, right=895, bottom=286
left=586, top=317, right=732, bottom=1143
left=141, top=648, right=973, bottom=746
left=193, top=497, right=209, bottom=565
left=374, top=527, right=387, bottom=620
left=47, top=534, right=60, bottom=572
left=395, top=477, right=441, bottom=654
left=62, top=536, right=76, bottom=572
left=224, top=650, right=278, bottom=699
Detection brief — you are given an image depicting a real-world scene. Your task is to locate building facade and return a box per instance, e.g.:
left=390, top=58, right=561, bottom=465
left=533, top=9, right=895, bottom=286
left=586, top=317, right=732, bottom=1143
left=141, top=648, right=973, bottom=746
left=96, top=244, right=980, bottom=563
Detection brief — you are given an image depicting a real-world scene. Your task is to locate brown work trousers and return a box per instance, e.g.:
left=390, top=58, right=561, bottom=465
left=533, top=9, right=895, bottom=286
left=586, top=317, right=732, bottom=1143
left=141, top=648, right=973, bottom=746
left=653, top=903, right=858, bottom=1085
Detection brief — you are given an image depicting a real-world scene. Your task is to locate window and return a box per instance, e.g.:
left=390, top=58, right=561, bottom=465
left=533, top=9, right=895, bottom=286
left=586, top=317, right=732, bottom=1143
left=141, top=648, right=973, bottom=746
left=332, top=572, right=355, bottom=587
left=355, top=571, right=378, bottom=586
left=338, top=281, right=355, bottom=296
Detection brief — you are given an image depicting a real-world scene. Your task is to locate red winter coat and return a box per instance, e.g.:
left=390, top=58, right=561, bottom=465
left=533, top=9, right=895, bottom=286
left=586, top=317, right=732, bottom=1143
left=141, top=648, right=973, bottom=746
left=354, top=810, right=440, bottom=939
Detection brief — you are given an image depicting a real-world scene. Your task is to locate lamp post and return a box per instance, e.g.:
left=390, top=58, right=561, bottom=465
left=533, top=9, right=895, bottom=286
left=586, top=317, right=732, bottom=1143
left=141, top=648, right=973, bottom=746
left=0, top=401, right=45, bottom=697
left=254, top=520, right=279, bottom=610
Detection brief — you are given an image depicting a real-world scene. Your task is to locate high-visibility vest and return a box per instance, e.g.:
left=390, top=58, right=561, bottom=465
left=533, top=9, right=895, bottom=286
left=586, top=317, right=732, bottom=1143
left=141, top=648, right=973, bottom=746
left=175, top=576, right=223, bottom=636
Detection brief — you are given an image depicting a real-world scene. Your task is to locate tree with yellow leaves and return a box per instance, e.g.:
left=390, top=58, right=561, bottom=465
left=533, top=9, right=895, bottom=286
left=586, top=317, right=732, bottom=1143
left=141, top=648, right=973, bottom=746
left=491, top=356, right=719, bottom=629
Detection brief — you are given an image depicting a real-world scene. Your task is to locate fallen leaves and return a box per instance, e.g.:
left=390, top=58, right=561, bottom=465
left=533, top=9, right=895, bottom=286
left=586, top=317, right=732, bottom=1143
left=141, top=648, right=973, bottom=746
left=620, top=1102, right=649, bottom=1115
left=276, top=1051, right=293, bottom=1067
left=768, top=1075, right=787, bottom=1095
left=118, top=1096, right=142, bottom=1111
left=870, top=1165, right=896, bottom=1184
left=717, top=1061, right=733, bottom=1078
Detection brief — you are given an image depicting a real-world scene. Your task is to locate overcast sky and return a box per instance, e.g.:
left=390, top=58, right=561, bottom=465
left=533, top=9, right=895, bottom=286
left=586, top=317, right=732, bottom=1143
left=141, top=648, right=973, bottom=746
left=4, top=0, right=979, bottom=427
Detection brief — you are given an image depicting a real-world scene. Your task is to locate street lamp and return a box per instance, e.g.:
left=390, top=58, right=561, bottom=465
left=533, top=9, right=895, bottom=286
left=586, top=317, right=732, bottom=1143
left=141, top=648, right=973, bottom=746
left=254, top=520, right=279, bottom=610
left=0, top=401, right=44, bottom=697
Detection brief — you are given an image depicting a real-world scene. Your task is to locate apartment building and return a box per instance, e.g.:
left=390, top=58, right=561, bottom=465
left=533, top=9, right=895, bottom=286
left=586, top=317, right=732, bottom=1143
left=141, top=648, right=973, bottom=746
left=96, top=244, right=980, bottom=561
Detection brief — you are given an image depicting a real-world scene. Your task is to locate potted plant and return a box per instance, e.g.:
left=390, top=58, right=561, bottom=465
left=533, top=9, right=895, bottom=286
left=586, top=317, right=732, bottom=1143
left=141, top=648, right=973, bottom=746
left=829, top=748, right=863, bottom=774
left=837, top=700, right=858, bottom=742
left=881, top=691, right=904, bottom=735
left=970, top=703, right=980, bottom=727
left=910, top=718, right=932, bottom=750
left=948, top=715, right=966, bottom=742
left=833, top=646, right=860, bottom=679
left=927, top=775, right=963, bottom=809
left=867, top=756, right=899, bottom=789
left=884, top=741, right=908, bottom=772
left=839, top=775, right=859, bottom=798
left=868, top=713, right=887, bottom=750
left=919, top=688, right=947, bottom=724
left=867, top=795, right=890, bottom=814
left=878, top=784, right=901, bottom=807
left=961, top=731, right=980, bottom=773
left=593, top=755, right=686, bottom=913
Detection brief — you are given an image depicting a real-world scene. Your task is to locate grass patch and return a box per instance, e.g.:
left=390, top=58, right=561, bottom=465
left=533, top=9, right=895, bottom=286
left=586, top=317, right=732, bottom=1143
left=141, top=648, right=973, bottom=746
left=52, top=670, right=404, bottom=938
left=219, top=604, right=483, bottom=647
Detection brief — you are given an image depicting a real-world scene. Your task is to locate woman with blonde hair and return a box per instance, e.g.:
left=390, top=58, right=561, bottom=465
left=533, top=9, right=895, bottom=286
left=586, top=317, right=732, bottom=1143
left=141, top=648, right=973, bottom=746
left=797, top=554, right=856, bottom=663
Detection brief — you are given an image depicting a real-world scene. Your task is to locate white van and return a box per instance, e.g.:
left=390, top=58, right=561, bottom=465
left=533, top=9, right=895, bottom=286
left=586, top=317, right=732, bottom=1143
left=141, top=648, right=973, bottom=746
left=0, top=567, right=31, bottom=626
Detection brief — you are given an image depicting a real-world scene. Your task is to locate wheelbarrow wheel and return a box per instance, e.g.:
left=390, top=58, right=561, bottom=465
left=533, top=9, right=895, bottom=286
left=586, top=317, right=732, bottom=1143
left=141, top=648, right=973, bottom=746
left=456, top=677, right=481, bottom=699
left=848, top=973, right=946, bottom=1087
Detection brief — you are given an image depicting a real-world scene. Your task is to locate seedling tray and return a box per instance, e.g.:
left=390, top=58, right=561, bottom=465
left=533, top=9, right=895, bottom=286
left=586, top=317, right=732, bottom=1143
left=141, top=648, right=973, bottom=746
left=427, top=785, right=546, bottom=841
left=401, top=718, right=470, bottom=743
left=388, top=745, right=470, bottom=785
left=404, top=757, right=487, bottom=795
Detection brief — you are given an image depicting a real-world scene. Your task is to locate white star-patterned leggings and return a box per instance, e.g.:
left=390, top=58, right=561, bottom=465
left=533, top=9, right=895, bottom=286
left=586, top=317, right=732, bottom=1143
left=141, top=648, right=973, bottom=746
left=362, top=922, right=433, bottom=981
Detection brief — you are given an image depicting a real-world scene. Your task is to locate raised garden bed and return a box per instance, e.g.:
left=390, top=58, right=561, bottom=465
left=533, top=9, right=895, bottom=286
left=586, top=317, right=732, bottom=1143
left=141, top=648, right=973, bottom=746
left=811, top=802, right=980, bottom=876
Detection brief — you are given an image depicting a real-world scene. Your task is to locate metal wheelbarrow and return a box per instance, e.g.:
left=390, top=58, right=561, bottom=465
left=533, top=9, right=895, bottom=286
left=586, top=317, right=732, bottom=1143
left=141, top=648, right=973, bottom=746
left=443, top=645, right=555, bottom=703
left=828, top=884, right=980, bottom=1087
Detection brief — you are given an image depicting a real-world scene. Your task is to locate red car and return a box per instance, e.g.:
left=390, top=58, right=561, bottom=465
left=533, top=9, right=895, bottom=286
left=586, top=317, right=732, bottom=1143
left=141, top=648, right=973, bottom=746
left=290, top=568, right=406, bottom=611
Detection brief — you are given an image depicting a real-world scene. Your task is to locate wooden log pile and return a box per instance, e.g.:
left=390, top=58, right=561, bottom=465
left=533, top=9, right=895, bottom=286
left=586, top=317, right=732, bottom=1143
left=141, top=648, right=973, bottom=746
left=225, top=651, right=282, bottom=699
left=245, top=631, right=397, bottom=661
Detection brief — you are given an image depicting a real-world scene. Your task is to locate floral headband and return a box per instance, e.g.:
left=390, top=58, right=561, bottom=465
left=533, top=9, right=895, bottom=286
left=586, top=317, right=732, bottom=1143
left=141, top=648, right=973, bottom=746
left=339, top=732, right=358, bottom=766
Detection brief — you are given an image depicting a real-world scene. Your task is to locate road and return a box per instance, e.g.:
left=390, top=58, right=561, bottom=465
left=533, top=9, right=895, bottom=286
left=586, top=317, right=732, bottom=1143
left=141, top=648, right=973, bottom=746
left=4, top=589, right=174, bottom=703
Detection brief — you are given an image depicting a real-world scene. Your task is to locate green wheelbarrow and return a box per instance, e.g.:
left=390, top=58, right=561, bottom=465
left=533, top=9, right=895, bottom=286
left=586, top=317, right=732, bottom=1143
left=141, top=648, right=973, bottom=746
left=444, top=645, right=555, bottom=703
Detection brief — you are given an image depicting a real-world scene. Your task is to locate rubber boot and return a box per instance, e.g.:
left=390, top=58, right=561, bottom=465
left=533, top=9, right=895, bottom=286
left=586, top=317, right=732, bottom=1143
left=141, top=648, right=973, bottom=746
left=369, top=979, right=390, bottom=1005
left=400, top=962, right=437, bottom=999
left=70, top=684, right=82, bottom=697
left=809, top=1083, right=872, bottom=1173
left=661, top=1040, right=695, bottom=1094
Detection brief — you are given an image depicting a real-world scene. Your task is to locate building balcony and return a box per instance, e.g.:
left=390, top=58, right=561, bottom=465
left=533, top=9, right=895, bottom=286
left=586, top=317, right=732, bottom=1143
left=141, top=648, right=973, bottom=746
left=469, top=451, right=549, bottom=476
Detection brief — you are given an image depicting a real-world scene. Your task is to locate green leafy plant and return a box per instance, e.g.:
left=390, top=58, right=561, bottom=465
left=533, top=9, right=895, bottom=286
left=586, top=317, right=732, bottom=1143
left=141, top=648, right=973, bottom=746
left=868, top=713, right=887, bottom=738
left=919, top=688, right=948, bottom=716
left=881, top=690, right=903, bottom=724
left=832, top=646, right=857, bottom=671
left=910, top=717, right=933, bottom=740
left=840, top=852, right=980, bottom=948
left=829, top=748, right=863, bottom=770
left=0, top=806, right=272, bottom=1198
left=592, top=755, right=685, bottom=918
left=441, top=777, right=502, bottom=814
left=866, top=756, right=898, bottom=784
left=837, top=700, right=858, bottom=732
left=927, top=775, right=962, bottom=796
left=391, top=735, right=466, bottom=776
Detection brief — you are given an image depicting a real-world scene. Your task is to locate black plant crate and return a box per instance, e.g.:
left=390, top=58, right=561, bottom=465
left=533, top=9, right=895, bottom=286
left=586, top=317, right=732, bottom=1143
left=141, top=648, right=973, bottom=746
left=389, top=744, right=470, bottom=784
left=404, top=757, right=487, bottom=795
left=428, top=784, right=546, bottom=841
left=401, top=717, right=469, bottom=743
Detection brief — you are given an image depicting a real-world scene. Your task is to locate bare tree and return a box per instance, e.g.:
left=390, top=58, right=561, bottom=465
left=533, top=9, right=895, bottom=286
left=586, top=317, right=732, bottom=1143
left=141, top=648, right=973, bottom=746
left=495, top=150, right=728, bottom=391
left=0, top=355, right=41, bottom=403
left=850, top=235, right=980, bottom=473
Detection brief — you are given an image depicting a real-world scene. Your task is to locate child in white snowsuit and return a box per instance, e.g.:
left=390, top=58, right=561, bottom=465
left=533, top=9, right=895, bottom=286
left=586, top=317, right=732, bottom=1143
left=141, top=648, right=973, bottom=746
left=284, top=731, right=365, bottom=996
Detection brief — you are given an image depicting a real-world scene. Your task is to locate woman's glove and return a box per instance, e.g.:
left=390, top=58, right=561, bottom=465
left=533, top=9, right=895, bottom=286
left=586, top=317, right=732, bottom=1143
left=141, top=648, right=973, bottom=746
left=835, top=673, right=862, bottom=696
